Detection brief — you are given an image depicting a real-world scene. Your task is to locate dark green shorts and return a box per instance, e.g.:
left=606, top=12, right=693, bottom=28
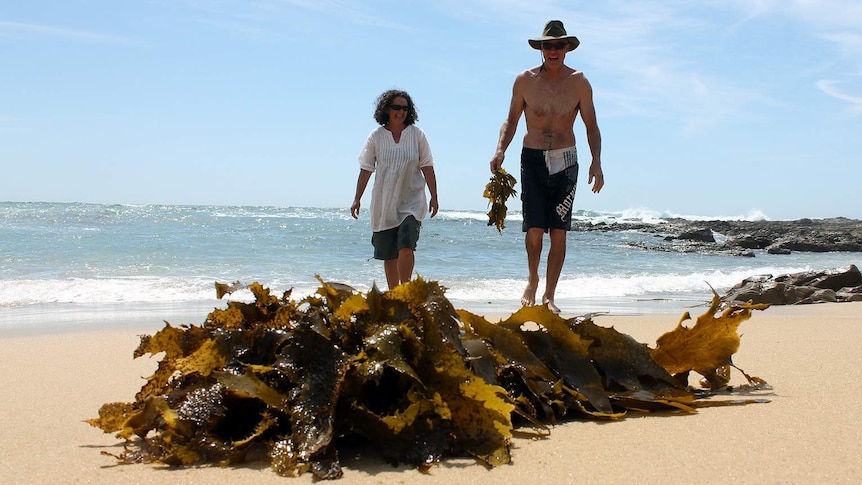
left=372, top=215, right=421, bottom=260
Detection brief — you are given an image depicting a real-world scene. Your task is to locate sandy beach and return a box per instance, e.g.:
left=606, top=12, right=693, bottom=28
left=1, top=301, right=860, bottom=484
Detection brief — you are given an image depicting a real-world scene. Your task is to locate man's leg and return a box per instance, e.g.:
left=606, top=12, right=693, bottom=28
left=396, top=248, right=415, bottom=287
left=522, top=228, right=544, bottom=306
left=543, top=228, right=567, bottom=314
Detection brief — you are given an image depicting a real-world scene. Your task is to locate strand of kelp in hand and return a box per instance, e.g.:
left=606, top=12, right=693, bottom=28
left=87, top=277, right=772, bottom=480
left=484, top=168, right=518, bottom=233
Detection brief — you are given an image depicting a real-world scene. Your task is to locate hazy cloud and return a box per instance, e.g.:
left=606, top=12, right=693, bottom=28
left=0, top=20, right=135, bottom=44
left=179, top=0, right=400, bottom=37
left=817, top=79, right=862, bottom=114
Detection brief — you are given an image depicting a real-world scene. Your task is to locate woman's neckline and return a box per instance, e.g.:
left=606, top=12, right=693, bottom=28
left=386, top=123, right=406, bottom=144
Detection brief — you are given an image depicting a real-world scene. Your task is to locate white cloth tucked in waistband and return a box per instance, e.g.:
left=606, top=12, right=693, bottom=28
left=544, top=146, right=578, bottom=175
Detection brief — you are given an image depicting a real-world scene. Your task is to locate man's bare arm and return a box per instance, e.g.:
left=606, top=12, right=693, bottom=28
left=579, top=78, right=604, bottom=193
left=490, top=75, right=526, bottom=173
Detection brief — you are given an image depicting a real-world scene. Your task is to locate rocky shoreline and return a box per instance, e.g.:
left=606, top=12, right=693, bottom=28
left=723, top=264, right=862, bottom=305
left=572, top=217, right=862, bottom=305
left=574, top=216, right=862, bottom=257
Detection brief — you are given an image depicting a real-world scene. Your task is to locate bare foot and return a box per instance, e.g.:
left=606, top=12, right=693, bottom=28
left=521, top=283, right=537, bottom=307
left=543, top=297, right=560, bottom=314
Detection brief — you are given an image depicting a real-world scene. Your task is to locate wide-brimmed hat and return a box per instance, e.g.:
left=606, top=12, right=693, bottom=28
left=528, top=20, right=579, bottom=51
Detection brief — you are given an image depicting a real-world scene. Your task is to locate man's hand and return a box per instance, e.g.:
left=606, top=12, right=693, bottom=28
left=588, top=162, right=604, bottom=193
left=490, top=153, right=505, bottom=173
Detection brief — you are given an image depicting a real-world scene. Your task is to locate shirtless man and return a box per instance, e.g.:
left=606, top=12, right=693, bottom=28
left=489, top=20, right=603, bottom=314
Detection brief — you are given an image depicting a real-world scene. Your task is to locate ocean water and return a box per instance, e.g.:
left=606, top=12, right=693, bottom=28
left=1, top=202, right=858, bottom=334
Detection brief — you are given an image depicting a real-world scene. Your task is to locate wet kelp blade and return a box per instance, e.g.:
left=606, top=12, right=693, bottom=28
left=650, top=291, right=771, bottom=389
left=483, top=168, right=518, bottom=233
left=88, top=278, right=771, bottom=479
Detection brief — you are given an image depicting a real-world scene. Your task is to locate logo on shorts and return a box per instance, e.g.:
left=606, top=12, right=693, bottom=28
left=556, top=185, right=577, bottom=222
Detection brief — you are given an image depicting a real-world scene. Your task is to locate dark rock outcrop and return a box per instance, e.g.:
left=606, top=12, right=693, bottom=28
left=670, top=228, right=716, bottom=243
left=723, top=265, right=862, bottom=305
left=574, top=217, right=862, bottom=257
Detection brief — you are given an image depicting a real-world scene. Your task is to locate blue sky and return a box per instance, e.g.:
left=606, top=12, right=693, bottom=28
left=2, top=1, right=861, bottom=220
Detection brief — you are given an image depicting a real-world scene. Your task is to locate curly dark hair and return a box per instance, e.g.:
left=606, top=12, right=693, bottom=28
left=373, top=89, right=419, bottom=126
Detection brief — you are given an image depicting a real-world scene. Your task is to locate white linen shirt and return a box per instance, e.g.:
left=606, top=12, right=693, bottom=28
left=358, top=125, right=434, bottom=232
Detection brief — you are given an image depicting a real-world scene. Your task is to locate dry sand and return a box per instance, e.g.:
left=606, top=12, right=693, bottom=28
left=1, top=302, right=861, bottom=484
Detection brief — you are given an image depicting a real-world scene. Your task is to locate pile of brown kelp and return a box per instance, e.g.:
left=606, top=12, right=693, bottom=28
left=88, top=278, right=771, bottom=479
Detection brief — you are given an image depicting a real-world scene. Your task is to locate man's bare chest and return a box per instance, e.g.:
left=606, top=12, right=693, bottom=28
left=524, top=81, right=580, bottom=117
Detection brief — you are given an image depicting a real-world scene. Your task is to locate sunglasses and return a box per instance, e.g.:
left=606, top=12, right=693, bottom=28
left=542, top=41, right=568, bottom=51
left=389, top=104, right=409, bottom=111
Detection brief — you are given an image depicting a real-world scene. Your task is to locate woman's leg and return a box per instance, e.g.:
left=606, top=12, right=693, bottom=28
left=383, top=259, right=400, bottom=290
left=397, top=247, right=415, bottom=286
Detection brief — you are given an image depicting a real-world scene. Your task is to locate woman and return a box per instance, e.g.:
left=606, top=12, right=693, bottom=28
left=350, top=89, right=439, bottom=290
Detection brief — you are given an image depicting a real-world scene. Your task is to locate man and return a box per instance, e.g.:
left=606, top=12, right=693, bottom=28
left=489, top=19, right=603, bottom=314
